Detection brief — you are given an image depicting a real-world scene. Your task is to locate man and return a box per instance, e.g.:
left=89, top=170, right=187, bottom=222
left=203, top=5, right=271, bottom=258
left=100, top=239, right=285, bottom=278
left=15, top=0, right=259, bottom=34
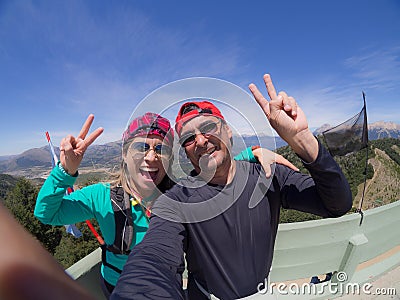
left=111, top=74, right=352, bottom=300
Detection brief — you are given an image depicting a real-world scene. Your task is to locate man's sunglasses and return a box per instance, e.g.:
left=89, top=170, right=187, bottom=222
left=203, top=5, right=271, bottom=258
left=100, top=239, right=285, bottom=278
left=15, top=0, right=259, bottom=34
left=129, top=142, right=172, bottom=159
left=179, top=120, right=222, bottom=147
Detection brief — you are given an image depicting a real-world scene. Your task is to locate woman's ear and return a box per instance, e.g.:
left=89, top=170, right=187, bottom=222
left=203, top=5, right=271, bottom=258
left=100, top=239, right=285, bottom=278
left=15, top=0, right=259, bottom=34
left=122, top=143, right=129, bottom=161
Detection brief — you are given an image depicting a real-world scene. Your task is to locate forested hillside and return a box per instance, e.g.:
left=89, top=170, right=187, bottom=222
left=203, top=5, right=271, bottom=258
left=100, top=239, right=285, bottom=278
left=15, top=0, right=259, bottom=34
left=0, top=173, right=18, bottom=201
left=1, top=177, right=101, bottom=269
left=276, top=137, right=399, bottom=223
left=353, top=138, right=400, bottom=209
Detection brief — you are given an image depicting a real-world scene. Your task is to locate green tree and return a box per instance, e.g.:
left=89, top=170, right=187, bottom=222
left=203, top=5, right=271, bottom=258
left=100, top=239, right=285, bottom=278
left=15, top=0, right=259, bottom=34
left=54, top=221, right=100, bottom=268
left=0, top=173, right=18, bottom=202
left=335, top=145, right=374, bottom=200
left=3, top=178, right=62, bottom=254
left=371, top=138, right=400, bottom=165
left=279, top=208, right=322, bottom=223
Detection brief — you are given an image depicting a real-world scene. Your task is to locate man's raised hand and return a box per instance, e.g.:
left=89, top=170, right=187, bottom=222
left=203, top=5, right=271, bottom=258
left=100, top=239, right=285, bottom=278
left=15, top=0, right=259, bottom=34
left=249, top=74, right=318, bottom=163
left=249, top=74, right=309, bottom=143
left=60, top=114, right=104, bottom=175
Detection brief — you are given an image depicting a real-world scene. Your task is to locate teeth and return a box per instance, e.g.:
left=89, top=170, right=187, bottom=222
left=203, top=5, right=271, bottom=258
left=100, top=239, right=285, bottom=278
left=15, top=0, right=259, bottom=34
left=140, top=167, right=158, bottom=172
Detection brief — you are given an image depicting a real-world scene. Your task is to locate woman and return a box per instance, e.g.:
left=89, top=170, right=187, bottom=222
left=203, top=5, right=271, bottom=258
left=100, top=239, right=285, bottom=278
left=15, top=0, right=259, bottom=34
left=35, top=113, right=297, bottom=298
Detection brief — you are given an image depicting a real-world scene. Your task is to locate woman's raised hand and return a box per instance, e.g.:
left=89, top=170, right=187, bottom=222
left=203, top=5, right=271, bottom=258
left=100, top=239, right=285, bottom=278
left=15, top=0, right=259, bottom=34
left=60, top=114, right=104, bottom=175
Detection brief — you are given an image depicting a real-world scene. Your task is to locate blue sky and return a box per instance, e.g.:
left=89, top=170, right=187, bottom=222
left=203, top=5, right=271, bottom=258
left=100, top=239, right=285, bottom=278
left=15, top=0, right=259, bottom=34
left=1, top=0, right=399, bottom=156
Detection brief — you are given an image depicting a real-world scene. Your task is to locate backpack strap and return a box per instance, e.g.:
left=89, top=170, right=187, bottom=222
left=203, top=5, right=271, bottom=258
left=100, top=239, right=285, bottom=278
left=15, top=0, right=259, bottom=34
left=101, top=186, right=134, bottom=274
left=101, top=244, right=124, bottom=274
left=108, top=186, right=134, bottom=254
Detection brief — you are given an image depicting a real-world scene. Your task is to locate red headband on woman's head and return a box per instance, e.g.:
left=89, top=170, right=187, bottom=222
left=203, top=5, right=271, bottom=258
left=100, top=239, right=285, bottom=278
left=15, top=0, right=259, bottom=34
left=122, top=113, right=174, bottom=146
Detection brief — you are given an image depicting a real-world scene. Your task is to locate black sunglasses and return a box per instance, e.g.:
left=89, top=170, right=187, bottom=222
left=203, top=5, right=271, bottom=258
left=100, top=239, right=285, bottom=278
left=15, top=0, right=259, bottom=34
left=179, top=120, right=222, bottom=147
left=129, top=142, right=172, bottom=158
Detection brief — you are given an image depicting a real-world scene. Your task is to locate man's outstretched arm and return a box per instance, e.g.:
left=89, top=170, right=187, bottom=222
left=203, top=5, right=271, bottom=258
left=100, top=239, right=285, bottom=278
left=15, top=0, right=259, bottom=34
left=111, top=211, right=186, bottom=300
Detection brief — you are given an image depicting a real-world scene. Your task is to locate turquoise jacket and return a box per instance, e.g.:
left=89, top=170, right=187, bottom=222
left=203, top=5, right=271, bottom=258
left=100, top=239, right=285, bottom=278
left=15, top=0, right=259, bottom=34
left=34, top=148, right=257, bottom=286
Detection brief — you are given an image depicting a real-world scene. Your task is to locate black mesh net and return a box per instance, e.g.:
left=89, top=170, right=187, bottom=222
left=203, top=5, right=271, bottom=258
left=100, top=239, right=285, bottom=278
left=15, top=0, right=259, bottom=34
left=323, top=102, right=368, bottom=157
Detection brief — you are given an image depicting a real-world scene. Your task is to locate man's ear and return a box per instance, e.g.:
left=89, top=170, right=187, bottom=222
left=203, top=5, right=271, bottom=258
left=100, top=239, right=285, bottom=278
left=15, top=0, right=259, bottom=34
left=184, top=147, right=189, bottom=158
left=225, top=123, right=232, bottom=139
left=224, top=123, right=233, bottom=146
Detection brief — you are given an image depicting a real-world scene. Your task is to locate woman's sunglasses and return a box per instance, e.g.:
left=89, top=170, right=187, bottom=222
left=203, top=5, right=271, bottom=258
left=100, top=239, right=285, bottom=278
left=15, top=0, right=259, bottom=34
left=129, top=142, right=172, bottom=159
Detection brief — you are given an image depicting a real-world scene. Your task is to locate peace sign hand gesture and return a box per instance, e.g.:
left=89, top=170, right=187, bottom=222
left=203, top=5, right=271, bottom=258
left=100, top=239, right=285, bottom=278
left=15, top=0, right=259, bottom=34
left=59, top=114, right=104, bottom=176
left=249, top=74, right=318, bottom=163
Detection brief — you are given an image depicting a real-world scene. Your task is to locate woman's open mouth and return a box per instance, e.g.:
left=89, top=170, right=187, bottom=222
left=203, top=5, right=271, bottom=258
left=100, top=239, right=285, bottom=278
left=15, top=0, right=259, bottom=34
left=139, top=166, right=159, bottom=181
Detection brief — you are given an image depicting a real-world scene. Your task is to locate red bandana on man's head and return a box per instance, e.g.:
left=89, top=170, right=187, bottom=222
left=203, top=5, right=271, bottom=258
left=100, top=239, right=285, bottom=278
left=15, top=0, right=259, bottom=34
left=175, top=101, right=225, bottom=136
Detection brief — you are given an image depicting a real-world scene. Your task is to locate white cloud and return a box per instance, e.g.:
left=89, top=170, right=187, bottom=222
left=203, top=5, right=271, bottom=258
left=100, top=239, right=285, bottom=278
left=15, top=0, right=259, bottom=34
left=287, top=46, right=400, bottom=128
left=344, top=46, right=400, bottom=90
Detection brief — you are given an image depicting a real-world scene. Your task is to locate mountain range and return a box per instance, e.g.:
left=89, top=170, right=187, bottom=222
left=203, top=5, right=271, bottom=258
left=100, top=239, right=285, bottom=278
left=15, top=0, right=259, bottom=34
left=313, top=121, right=400, bottom=139
left=0, top=141, right=122, bottom=177
left=0, top=121, right=399, bottom=178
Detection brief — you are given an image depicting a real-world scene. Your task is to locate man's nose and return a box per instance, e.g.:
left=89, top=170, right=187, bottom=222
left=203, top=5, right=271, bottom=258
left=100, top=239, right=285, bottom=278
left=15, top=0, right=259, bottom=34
left=195, top=133, right=208, bottom=147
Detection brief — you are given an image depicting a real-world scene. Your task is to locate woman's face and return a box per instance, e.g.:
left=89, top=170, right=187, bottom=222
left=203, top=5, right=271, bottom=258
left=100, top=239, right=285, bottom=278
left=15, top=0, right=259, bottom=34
left=123, top=134, right=172, bottom=197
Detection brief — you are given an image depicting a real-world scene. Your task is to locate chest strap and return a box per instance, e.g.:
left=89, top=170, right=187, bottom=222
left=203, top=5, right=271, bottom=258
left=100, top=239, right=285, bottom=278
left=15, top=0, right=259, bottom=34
left=101, top=186, right=134, bottom=274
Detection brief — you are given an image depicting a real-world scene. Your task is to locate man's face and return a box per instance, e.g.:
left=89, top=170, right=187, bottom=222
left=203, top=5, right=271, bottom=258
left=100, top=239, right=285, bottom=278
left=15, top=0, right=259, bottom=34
left=179, top=115, right=232, bottom=176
